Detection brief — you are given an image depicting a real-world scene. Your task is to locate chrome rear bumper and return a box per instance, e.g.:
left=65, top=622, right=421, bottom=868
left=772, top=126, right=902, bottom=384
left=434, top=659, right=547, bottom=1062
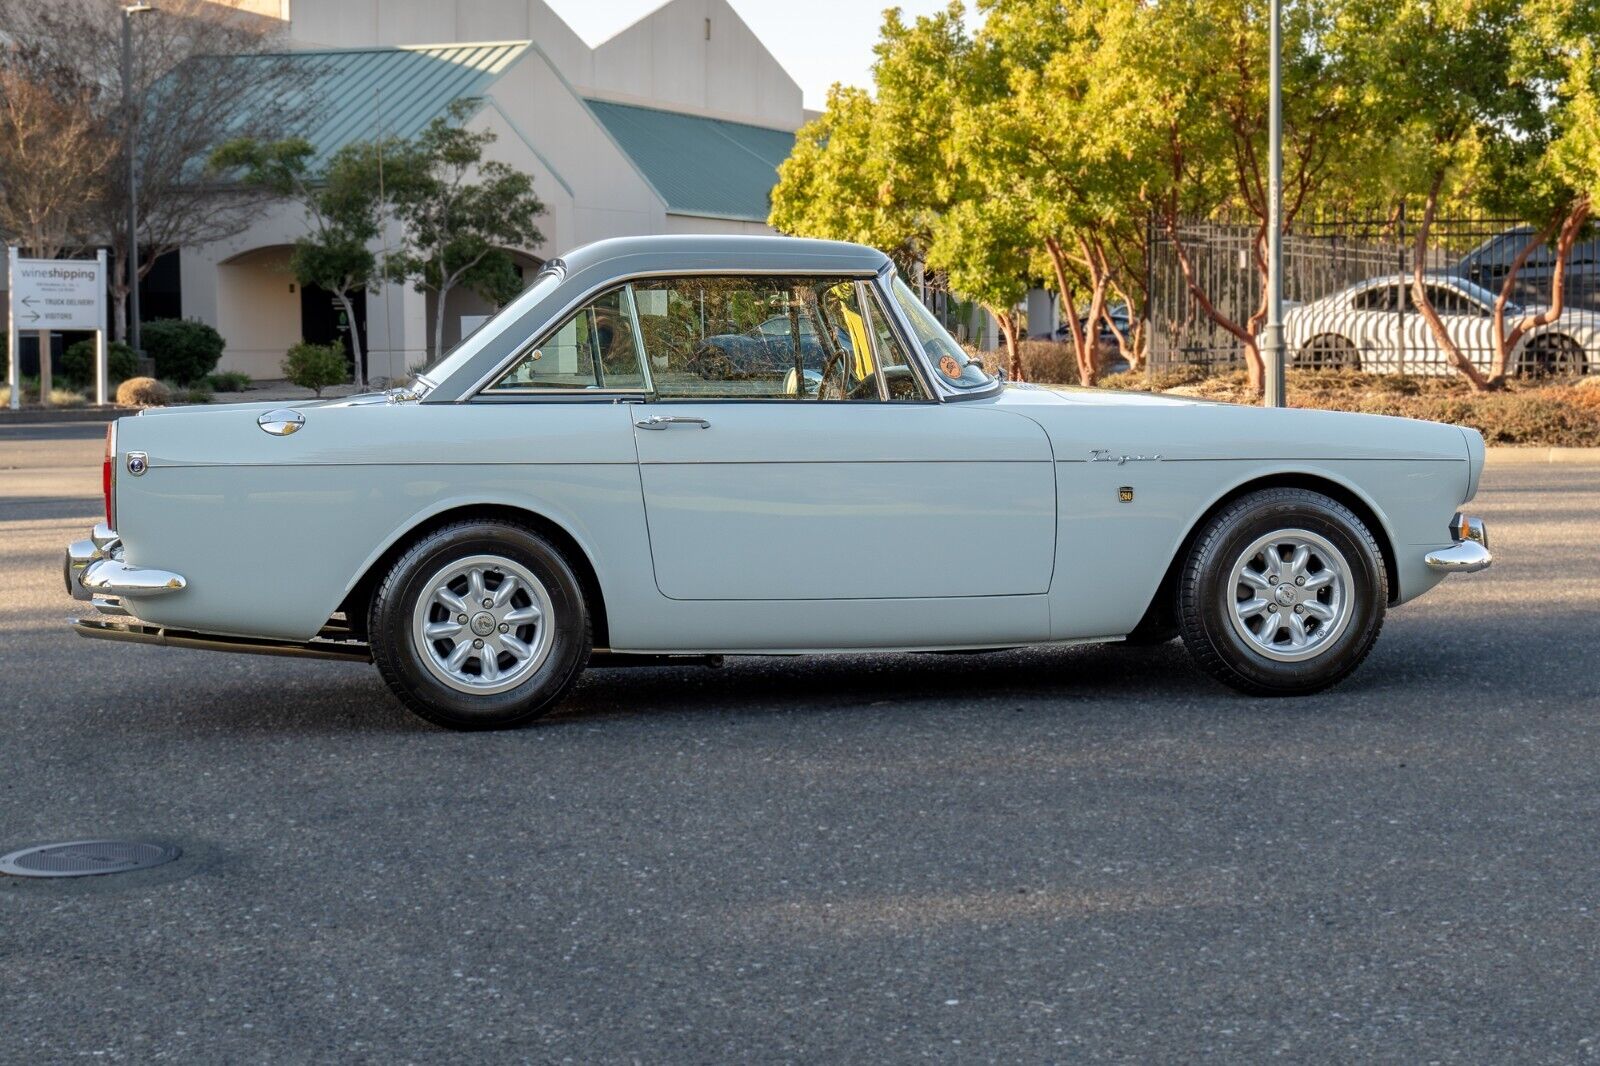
left=1425, top=514, right=1492, bottom=574
left=64, top=523, right=186, bottom=602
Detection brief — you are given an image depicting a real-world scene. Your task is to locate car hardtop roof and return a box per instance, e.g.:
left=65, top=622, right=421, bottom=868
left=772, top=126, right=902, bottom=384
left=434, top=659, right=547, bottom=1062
left=552, top=234, right=892, bottom=280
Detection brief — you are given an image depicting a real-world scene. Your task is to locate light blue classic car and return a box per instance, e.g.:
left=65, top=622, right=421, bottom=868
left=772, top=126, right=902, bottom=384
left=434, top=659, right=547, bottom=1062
left=65, top=236, right=1491, bottom=730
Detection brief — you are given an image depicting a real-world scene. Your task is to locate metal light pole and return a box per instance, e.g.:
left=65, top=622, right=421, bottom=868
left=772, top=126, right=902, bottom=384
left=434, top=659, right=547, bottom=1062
left=1263, top=0, right=1286, bottom=408
left=121, top=4, right=153, bottom=358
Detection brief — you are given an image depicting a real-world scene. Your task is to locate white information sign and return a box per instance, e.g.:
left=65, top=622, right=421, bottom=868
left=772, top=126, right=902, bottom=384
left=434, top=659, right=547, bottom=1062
left=7, top=248, right=110, bottom=409
left=11, top=256, right=105, bottom=330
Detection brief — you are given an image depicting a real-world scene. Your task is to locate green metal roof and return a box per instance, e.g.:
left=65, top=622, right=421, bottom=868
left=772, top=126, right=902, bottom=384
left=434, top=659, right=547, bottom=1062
left=221, top=41, right=531, bottom=169
left=584, top=99, right=796, bottom=223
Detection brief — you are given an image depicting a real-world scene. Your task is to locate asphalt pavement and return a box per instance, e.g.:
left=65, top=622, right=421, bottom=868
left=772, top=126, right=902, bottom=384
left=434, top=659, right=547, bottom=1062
left=2, top=421, right=1598, bottom=1063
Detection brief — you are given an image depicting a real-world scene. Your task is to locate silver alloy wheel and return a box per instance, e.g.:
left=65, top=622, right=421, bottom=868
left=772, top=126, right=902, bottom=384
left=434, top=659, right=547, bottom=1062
left=410, top=554, right=555, bottom=695
left=1225, top=528, right=1355, bottom=663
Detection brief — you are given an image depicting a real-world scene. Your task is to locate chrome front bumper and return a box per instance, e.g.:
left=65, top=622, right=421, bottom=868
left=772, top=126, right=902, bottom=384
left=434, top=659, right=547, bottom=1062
left=64, top=523, right=187, bottom=603
left=1424, top=514, right=1492, bottom=574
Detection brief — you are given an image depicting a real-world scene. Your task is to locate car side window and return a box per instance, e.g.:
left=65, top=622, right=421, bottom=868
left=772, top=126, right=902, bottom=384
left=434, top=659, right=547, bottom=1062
left=858, top=282, right=928, bottom=400
left=488, top=288, right=646, bottom=391
left=1425, top=285, right=1486, bottom=317
left=1351, top=285, right=1397, bottom=312
left=631, top=275, right=884, bottom=401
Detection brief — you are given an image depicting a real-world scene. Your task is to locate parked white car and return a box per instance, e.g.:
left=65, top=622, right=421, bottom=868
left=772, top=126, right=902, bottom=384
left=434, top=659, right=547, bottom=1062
left=66, top=236, right=1492, bottom=730
left=1282, top=273, right=1598, bottom=376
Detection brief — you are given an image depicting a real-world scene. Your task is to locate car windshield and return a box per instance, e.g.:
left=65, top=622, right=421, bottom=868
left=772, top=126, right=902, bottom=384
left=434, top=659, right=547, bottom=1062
left=413, top=266, right=564, bottom=387
left=889, top=276, right=994, bottom=390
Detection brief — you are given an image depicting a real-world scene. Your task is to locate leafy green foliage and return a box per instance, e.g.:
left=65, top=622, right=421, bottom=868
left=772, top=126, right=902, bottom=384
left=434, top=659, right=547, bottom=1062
left=210, top=135, right=402, bottom=388
left=282, top=341, right=349, bottom=397
left=205, top=371, right=253, bottom=392
left=141, top=319, right=225, bottom=385
left=384, top=99, right=547, bottom=363
left=60, top=339, right=138, bottom=389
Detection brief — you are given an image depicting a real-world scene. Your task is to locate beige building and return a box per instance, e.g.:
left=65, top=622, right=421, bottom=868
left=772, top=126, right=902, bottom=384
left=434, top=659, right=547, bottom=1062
left=185, top=0, right=809, bottom=381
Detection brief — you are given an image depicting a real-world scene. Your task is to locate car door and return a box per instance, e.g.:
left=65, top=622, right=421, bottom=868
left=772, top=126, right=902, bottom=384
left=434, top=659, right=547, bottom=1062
left=626, top=274, right=1057, bottom=602
left=1405, top=281, right=1496, bottom=373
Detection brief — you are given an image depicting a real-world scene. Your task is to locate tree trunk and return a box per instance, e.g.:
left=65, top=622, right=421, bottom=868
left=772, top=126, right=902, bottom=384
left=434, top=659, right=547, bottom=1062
left=1043, top=236, right=1097, bottom=387
left=988, top=306, right=1023, bottom=382
left=110, top=247, right=129, bottom=344
left=1161, top=216, right=1264, bottom=397
left=334, top=287, right=366, bottom=390
left=1490, top=196, right=1590, bottom=384
left=432, top=281, right=450, bottom=368
left=1410, top=173, right=1491, bottom=391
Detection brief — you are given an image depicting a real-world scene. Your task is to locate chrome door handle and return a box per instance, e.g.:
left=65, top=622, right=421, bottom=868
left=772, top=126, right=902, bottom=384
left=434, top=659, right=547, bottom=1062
left=634, top=415, right=711, bottom=430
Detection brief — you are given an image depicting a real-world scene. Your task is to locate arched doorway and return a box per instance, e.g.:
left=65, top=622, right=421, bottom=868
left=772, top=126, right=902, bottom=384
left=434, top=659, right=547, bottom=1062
left=216, top=245, right=370, bottom=380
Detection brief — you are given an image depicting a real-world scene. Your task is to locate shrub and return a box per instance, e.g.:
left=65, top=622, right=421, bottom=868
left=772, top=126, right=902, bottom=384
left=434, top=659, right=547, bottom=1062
left=206, top=370, right=253, bottom=393
left=163, top=381, right=213, bottom=405
left=116, top=376, right=171, bottom=407
left=282, top=341, right=348, bottom=397
left=60, top=339, right=140, bottom=390
left=141, top=318, right=225, bottom=385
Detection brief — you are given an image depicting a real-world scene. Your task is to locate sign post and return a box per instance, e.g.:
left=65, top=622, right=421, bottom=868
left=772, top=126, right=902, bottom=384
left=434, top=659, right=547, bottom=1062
left=94, top=250, right=109, bottom=406
left=5, top=250, right=108, bottom=409
left=5, top=248, right=16, bottom=411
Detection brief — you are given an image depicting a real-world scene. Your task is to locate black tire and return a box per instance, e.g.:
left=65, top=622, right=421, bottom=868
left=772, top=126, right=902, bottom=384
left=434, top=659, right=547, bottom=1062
left=1297, top=334, right=1360, bottom=370
left=368, top=520, right=591, bottom=730
left=1176, top=488, right=1387, bottom=696
left=1516, top=333, right=1586, bottom=379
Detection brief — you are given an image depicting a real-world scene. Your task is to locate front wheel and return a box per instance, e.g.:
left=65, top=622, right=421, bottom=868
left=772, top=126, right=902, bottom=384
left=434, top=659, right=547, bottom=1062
left=369, top=520, right=591, bottom=729
left=1177, top=488, right=1387, bottom=695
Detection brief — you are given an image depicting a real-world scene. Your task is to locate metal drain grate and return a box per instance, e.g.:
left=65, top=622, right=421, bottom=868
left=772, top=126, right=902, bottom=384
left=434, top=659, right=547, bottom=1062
left=0, top=840, right=180, bottom=878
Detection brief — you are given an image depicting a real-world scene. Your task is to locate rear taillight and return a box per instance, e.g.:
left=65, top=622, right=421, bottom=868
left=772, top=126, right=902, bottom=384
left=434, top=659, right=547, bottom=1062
left=102, top=422, right=115, bottom=527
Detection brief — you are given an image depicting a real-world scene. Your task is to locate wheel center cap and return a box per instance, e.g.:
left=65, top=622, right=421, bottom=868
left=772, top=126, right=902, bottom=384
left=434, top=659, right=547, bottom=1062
left=469, top=612, right=497, bottom=636
left=1273, top=584, right=1299, bottom=606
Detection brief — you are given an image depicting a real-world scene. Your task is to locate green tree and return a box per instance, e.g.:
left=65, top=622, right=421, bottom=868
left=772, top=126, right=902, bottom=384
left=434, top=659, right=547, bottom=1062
left=1098, top=0, right=1387, bottom=397
left=772, top=4, right=981, bottom=267
left=386, top=100, right=546, bottom=364
left=1334, top=0, right=1532, bottom=390
left=929, top=198, right=1033, bottom=379
left=210, top=136, right=402, bottom=390
left=963, top=0, right=1153, bottom=385
left=1472, top=0, right=1599, bottom=382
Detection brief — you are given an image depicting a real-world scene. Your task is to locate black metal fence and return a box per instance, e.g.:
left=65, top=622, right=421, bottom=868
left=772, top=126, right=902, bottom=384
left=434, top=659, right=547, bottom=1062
left=1148, top=211, right=1600, bottom=377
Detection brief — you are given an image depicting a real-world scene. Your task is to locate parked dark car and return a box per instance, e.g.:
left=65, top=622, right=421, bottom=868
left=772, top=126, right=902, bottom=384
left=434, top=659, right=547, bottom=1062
left=1457, top=226, right=1600, bottom=312
left=1034, top=306, right=1134, bottom=374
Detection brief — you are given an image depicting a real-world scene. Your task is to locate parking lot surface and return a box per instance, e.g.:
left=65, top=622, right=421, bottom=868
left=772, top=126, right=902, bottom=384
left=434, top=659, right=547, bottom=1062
left=3, top=422, right=1598, bottom=1062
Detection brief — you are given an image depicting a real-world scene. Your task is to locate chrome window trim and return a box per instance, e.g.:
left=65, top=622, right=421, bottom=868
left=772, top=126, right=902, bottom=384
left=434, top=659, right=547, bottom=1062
left=620, top=283, right=654, bottom=395
left=874, top=262, right=1001, bottom=401
left=855, top=278, right=935, bottom=402
left=461, top=267, right=891, bottom=401
left=478, top=282, right=652, bottom=397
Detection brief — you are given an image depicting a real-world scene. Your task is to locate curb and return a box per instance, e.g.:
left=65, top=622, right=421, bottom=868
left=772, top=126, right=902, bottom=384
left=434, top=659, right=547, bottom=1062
left=0, top=406, right=131, bottom=425
left=1485, top=447, right=1600, bottom=464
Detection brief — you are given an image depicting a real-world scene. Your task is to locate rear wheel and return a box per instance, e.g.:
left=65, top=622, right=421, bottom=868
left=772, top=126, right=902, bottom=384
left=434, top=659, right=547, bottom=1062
left=1297, top=334, right=1360, bottom=370
left=1516, top=333, right=1585, bottom=378
left=1177, top=488, right=1387, bottom=695
left=369, top=521, right=591, bottom=730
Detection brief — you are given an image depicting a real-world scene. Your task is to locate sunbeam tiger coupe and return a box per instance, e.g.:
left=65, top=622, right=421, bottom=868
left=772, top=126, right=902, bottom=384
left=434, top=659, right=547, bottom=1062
left=65, top=235, right=1492, bottom=730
